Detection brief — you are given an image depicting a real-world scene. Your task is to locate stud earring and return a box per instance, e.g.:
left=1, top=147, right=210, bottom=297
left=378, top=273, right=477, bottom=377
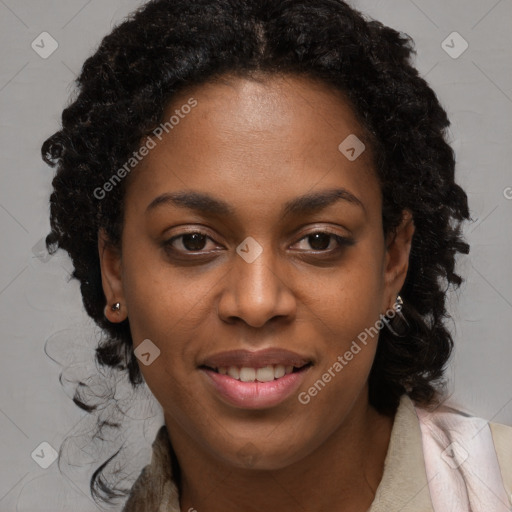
left=104, top=302, right=123, bottom=323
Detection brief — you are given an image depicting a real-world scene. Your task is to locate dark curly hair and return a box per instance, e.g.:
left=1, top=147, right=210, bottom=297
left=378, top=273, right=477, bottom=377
left=41, top=0, right=470, bottom=507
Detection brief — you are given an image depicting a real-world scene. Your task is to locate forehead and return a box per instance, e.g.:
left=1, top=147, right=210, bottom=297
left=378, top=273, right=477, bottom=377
left=124, top=73, right=380, bottom=221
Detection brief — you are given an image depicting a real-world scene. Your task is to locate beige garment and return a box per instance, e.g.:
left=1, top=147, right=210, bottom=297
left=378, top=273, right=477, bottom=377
left=122, top=395, right=512, bottom=511
left=122, top=425, right=180, bottom=512
left=367, top=395, right=434, bottom=511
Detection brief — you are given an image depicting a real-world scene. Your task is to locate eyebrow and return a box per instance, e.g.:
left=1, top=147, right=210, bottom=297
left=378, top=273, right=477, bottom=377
left=145, top=187, right=366, bottom=218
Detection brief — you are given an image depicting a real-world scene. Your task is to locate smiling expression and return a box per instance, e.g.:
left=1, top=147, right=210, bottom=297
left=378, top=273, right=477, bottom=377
left=99, top=72, right=414, bottom=470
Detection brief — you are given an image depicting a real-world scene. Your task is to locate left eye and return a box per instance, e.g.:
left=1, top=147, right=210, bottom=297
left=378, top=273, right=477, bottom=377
left=293, top=232, right=351, bottom=252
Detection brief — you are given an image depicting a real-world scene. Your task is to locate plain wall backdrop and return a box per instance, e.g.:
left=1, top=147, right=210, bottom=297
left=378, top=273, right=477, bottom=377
left=1, top=0, right=511, bottom=510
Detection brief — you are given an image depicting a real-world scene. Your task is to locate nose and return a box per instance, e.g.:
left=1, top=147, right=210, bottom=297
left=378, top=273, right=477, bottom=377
left=217, top=242, right=296, bottom=328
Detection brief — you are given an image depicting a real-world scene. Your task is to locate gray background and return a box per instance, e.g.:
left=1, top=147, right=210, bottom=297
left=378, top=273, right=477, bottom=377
left=1, top=0, right=511, bottom=510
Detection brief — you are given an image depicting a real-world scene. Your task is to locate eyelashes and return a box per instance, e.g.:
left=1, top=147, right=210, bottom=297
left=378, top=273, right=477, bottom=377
left=293, top=232, right=355, bottom=252
left=162, top=229, right=355, bottom=258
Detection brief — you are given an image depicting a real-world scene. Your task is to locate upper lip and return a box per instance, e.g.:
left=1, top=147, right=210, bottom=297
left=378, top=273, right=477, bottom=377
left=200, top=348, right=312, bottom=369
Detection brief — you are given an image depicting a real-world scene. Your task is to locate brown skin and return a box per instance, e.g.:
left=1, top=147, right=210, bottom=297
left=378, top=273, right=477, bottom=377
left=98, top=73, right=414, bottom=511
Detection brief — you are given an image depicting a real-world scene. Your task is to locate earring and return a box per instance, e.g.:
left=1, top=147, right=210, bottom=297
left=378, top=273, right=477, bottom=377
left=104, top=302, right=123, bottom=322
left=382, top=295, right=409, bottom=337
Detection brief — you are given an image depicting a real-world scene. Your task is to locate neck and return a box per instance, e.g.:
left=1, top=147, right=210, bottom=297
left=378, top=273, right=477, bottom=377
left=166, top=396, right=394, bottom=512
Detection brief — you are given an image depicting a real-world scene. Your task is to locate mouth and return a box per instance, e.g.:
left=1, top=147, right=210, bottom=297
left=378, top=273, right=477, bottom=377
left=199, top=362, right=313, bottom=383
left=198, top=348, right=314, bottom=409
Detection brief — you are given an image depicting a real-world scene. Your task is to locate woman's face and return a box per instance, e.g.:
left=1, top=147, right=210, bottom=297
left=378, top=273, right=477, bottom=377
left=99, top=73, right=413, bottom=470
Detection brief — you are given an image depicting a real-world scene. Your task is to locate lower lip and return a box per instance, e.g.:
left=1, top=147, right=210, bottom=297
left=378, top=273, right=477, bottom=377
left=200, top=366, right=311, bottom=409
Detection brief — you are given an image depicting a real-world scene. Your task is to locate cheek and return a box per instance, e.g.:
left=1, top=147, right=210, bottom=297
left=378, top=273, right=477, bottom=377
left=121, top=239, right=208, bottom=341
left=307, top=245, right=385, bottom=341
left=301, top=243, right=385, bottom=399
left=120, top=245, right=221, bottom=399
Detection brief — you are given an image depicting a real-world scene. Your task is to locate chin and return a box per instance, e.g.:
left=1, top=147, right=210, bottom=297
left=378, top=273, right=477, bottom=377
left=212, top=436, right=310, bottom=471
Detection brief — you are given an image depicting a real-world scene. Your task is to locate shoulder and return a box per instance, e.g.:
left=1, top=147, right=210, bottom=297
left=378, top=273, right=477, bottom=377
left=122, top=425, right=180, bottom=512
left=413, top=397, right=512, bottom=509
left=490, top=421, right=512, bottom=498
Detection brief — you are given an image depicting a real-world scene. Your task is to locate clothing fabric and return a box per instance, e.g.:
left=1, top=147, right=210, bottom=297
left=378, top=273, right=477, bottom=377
left=122, top=395, right=512, bottom=511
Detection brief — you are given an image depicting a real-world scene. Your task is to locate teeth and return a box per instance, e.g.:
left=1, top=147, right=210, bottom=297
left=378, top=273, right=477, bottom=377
left=239, top=367, right=256, bottom=382
left=256, top=366, right=275, bottom=382
left=274, top=365, right=286, bottom=378
left=227, top=366, right=240, bottom=379
left=216, top=364, right=299, bottom=382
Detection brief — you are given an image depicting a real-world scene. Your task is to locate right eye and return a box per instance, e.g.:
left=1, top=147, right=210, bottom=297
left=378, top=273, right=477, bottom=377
left=163, top=231, right=218, bottom=254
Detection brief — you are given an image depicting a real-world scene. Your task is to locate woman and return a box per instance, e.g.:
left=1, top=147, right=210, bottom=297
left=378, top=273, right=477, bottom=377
left=41, top=0, right=512, bottom=510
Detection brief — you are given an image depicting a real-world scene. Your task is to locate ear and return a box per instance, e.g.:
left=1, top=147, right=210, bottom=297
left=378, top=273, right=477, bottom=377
left=382, top=209, right=415, bottom=311
left=98, top=228, right=127, bottom=322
